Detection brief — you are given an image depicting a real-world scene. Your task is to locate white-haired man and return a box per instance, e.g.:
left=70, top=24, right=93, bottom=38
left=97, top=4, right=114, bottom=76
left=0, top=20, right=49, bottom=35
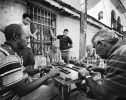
left=46, top=41, right=64, bottom=65
left=79, top=29, right=126, bottom=100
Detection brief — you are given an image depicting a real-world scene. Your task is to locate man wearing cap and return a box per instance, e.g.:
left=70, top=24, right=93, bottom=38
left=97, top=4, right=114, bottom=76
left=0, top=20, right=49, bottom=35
left=50, top=29, right=73, bottom=63
left=46, top=41, right=64, bottom=65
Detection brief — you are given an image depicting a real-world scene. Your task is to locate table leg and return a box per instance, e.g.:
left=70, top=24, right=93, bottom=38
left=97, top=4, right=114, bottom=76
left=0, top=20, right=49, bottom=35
left=63, top=85, right=70, bottom=100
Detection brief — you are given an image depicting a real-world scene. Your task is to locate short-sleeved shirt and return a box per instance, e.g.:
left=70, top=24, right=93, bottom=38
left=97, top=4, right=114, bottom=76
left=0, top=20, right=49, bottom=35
left=0, top=44, right=28, bottom=99
left=57, top=35, right=72, bottom=50
left=20, top=23, right=31, bottom=36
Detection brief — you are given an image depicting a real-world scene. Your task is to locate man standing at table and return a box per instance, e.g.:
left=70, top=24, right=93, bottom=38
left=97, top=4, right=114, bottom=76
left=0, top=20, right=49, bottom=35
left=50, top=29, right=73, bottom=63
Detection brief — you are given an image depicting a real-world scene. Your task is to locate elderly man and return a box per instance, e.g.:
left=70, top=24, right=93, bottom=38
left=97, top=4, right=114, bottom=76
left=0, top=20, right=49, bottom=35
left=50, top=29, right=73, bottom=63
left=46, top=41, right=64, bottom=65
left=0, top=24, right=60, bottom=100
left=79, top=29, right=126, bottom=100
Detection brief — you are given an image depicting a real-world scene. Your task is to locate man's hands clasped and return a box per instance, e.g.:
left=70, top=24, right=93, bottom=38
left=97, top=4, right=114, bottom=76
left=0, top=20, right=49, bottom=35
left=79, top=68, right=90, bottom=78
left=39, top=65, right=60, bottom=78
left=40, top=66, right=52, bottom=73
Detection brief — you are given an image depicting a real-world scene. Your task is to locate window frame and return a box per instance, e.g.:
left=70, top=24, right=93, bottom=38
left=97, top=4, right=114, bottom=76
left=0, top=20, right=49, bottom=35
left=27, top=2, right=56, bottom=55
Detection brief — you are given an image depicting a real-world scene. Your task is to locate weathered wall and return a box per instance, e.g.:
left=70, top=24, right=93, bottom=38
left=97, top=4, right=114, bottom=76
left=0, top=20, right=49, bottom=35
left=87, top=0, right=126, bottom=31
left=0, top=0, right=26, bottom=29
left=57, top=15, right=80, bottom=59
left=86, top=25, right=99, bottom=46
left=0, top=0, right=27, bottom=45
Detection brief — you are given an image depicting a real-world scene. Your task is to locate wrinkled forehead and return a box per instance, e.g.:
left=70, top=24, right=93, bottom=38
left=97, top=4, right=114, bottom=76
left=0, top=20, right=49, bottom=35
left=92, top=36, right=104, bottom=44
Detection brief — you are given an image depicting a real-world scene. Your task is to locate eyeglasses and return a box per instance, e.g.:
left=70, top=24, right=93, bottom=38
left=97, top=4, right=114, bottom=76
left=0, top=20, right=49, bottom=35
left=93, top=40, right=106, bottom=48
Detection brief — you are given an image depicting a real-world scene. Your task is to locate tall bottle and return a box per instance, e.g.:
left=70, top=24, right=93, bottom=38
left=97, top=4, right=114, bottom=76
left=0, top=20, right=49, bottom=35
left=69, top=57, right=73, bottom=64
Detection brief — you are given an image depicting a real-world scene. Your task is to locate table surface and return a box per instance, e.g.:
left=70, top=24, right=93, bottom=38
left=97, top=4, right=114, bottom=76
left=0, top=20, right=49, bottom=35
left=54, top=64, right=84, bottom=85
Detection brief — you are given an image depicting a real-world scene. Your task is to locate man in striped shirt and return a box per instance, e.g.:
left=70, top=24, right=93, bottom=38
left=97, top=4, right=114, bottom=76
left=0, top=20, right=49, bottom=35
left=79, top=29, right=126, bottom=100
left=0, top=24, right=60, bottom=100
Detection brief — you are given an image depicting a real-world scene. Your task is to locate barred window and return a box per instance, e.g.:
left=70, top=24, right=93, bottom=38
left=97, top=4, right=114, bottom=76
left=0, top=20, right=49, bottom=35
left=27, top=3, right=56, bottom=55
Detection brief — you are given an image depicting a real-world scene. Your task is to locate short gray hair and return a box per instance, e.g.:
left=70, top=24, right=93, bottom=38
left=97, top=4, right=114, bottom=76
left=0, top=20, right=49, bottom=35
left=92, top=29, right=119, bottom=45
left=4, top=24, right=23, bottom=41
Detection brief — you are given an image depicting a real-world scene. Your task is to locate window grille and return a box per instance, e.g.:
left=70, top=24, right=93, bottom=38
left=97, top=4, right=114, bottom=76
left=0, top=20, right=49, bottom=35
left=27, top=3, right=56, bottom=55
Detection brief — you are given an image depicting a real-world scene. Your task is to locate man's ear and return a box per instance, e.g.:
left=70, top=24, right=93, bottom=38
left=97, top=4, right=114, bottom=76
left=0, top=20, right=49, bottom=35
left=13, top=33, right=19, bottom=41
left=13, top=33, right=16, bottom=41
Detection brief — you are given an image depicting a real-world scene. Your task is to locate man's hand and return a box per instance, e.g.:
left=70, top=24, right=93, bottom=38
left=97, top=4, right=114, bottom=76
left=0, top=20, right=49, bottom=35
left=31, top=29, right=38, bottom=40
left=86, top=65, right=94, bottom=70
left=42, top=67, right=50, bottom=73
left=39, top=65, right=52, bottom=73
left=89, top=67, right=105, bottom=74
left=49, top=28, right=57, bottom=39
left=47, top=68, right=60, bottom=78
left=79, top=68, right=90, bottom=78
left=58, top=61, right=66, bottom=66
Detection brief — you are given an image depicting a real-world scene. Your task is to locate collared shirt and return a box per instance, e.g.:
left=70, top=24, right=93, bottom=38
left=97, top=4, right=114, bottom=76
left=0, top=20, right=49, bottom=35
left=46, top=49, right=62, bottom=64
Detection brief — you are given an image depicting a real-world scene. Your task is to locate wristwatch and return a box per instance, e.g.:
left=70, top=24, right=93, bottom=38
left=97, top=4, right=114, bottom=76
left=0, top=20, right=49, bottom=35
left=86, top=75, right=92, bottom=79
